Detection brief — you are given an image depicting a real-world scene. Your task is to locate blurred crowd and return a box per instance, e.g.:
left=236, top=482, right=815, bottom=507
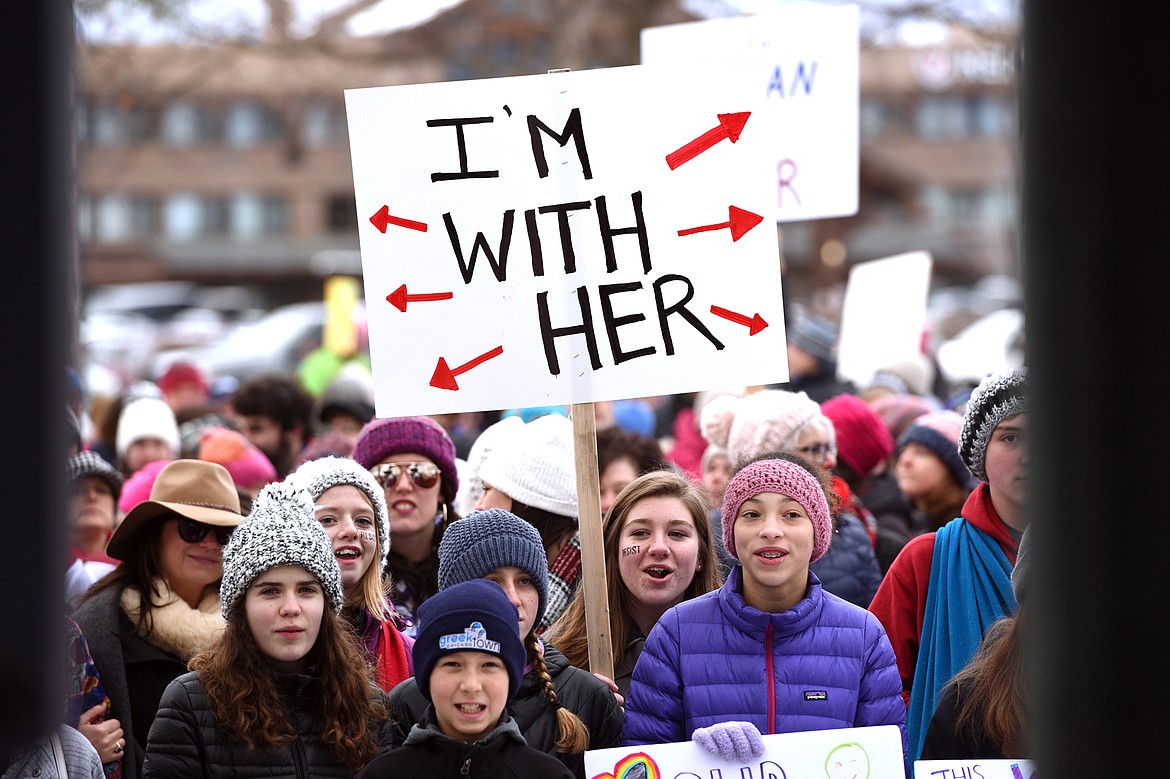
left=32, top=303, right=1029, bottom=779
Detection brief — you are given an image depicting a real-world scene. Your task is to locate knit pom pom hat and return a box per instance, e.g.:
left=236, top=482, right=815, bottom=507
left=721, top=458, right=833, bottom=563
left=437, top=508, right=548, bottom=631
left=67, top=450, right=124, bottom=502
left=700, top=389, right=821, bottom=463
left=958, top=366, right=1028, bottom=481
left=219, top=482, right=344, bottom=620
left=871, top=392, right=940, bottom=443
left=286, top=455, right=390, bottom=572
left=412, top=578, right=526, bottom=702
left=352, top=416, right=459, bottom=503
left=116, top=397, right=180, bottom=458
left=477, top=413, right=577, bottom=519
left=898, top=410, right=973, bottom=488
left=820, top=393, right=894, bottom=477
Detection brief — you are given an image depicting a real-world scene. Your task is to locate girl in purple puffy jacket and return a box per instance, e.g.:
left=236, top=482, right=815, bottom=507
left=622, top=452, right=908, bottom=767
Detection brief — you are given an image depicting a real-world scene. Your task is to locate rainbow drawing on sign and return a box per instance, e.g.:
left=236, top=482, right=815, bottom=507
left=590, top=751, right=661, bottom=779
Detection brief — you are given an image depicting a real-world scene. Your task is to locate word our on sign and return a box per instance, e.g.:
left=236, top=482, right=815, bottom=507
left=346, top=64, right=787, bottom=417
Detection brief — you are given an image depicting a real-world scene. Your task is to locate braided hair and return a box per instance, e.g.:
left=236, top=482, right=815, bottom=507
left=524, top=631, right=589, bottom=753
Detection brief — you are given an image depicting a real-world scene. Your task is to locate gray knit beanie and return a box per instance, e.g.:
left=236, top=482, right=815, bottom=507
left=958, top=366, right=1028, bottom=481
left=437, top=508, right=548, bottom=630
left=286, top=455, right=390, bottom=572
left=220, top=482, right=344, bottom=620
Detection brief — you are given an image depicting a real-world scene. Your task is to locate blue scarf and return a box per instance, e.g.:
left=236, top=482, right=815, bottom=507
left=907, top=517, right=1016, bottom=761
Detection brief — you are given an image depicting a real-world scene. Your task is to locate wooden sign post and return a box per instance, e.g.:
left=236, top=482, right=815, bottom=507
left=569, top=401, right=613, bottom=679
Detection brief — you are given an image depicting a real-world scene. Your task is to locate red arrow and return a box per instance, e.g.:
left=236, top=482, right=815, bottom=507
left=665, top=112, right=751, bottom=170
left=370, top=205, right=428, bottom=234
left=386, top=284, right=453, bottom=313
left=677, top=206, right=764, bottom=242
left=430, top=345, right=505, bottom=391
left=710, top=305, right=769, bottom=335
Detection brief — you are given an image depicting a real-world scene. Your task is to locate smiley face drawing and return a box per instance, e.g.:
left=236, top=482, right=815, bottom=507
left=824, top=742, right=870, bottom=779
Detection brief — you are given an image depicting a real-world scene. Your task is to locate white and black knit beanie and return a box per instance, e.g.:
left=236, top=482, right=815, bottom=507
left=477, top=413, right=577, bottom=518
left=958, top=366, right=1028, bottom=482
left=286, top=455, right=390, bottom=572
left=219, top=481, right=344, bottom=620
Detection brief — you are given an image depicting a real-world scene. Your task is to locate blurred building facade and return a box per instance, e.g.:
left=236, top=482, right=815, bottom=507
left=75, top=11, right=1019, bottom=308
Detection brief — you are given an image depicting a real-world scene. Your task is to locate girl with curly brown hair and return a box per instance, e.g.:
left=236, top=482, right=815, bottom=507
left=142, top=483, right=393, bottom=778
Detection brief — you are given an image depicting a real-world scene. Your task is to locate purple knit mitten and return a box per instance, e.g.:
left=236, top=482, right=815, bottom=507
left=692, top=721, right=765, bottom=762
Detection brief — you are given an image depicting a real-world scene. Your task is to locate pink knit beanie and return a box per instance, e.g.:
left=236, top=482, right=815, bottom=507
left=721, top=458, right=833, bottom=563
left=198, top=426, right=278, bottom=491
left=700, top=389, right=821, bottom=463
left=118, top=459, right=171, bottom=515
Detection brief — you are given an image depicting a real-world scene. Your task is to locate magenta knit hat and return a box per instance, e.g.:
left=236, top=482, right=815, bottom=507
left=820, top=394, right=894, bottom=477
left=352, top=416, right=459, bottom=503
left=721, top=458, right=833, bottom=563
left=117, top=458, right=171, bottom=515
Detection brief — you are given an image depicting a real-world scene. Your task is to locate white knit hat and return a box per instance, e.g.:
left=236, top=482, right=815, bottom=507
left=116, top=397, right=180, bottom=458
left=286, top=455, right=390, bottom=572
left=477, top=413, right=577, bottom=519
left=700, top=389, right=822, bottom=464
left=219, top=481, right=344, bottom=620
left=456, top=415, right=526, bottom=515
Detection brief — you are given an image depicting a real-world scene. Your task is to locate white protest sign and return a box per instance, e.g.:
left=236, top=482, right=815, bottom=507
left=585, top=725, right=904, bottom=779
left=836, top=251, right=933, bottom=389
left=915, top=758, right=1036, bottom=778
left=641, top=5, right=860, bottom=222
left=346, top=65, right=786, bottom=417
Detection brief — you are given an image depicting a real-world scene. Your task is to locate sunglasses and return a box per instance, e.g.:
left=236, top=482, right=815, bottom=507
left=174, top=517, right=234, bottom=546
left=370, top=462, right=441, bottom=490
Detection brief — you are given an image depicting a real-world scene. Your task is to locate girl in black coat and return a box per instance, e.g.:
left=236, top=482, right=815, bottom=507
left=143, top=483, right=393, bottom=779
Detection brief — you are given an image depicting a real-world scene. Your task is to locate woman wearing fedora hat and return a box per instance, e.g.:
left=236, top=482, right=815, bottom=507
left=72, top=459, right=245, bottom=779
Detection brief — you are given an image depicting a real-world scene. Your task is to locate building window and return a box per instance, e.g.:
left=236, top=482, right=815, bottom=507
left=303, top=99, right=345, bottom=148
left=84, top=194, right=160, bottom=242
left=165, top=193, right=231, bottom=241
left=225, top=100, right=286, bottom=147
left=860, top=97, right=885, bottom=140
left=231, top=193, right=288, bottom=238
left=326, top=194, right=358, bottom=233
left=161, top=100, right=221, bottom=146
left=83, top=98, right=155, bottom=146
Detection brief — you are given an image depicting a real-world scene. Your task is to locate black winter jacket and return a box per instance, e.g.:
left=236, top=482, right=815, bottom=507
left=387, top=643, right=622, bottom=779
left=356, top=708, right=574, bottom=779
left=142, top=668, right=394, bottom=779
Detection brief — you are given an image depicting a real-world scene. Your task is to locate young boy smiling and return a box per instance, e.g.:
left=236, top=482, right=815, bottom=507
left=357, top=578, right=574, bottom=779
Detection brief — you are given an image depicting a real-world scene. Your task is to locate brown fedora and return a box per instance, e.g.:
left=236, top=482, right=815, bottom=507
left=106, top=459, right=244, bottom=561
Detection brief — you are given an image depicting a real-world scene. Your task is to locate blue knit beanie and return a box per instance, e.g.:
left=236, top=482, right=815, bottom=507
left=438, top=508, right=548, bottom=630
left=412, top=579, right=525, bottom=702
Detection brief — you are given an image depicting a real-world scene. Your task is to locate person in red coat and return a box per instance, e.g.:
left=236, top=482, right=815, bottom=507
left=868, top=366, right=1028, bottom=762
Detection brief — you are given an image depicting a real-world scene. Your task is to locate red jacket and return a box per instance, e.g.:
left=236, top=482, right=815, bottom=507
left=867, top=482, right=1020, bottom=704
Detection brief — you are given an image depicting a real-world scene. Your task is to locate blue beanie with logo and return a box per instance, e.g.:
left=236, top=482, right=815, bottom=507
left=412, top=578, right=526, bottom=702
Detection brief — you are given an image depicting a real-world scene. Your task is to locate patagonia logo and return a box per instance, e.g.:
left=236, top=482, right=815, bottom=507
left=803, top=690, right=828, bottom=701
left=438, top=621, right=500, bottom=653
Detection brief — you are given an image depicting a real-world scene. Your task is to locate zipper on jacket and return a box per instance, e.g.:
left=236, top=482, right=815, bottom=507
left=293, top=734, right=307, bottom=779
left=765, top=622, right=775, bottom=735
left=460, top=757, right=471, bottom=776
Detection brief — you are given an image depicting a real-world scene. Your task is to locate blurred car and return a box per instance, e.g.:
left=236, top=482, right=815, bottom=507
left=153, top=299, right=366, bottom=384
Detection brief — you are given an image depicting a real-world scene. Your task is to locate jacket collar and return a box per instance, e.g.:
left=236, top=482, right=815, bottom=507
left=717, top=565, right=825, bottom=638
